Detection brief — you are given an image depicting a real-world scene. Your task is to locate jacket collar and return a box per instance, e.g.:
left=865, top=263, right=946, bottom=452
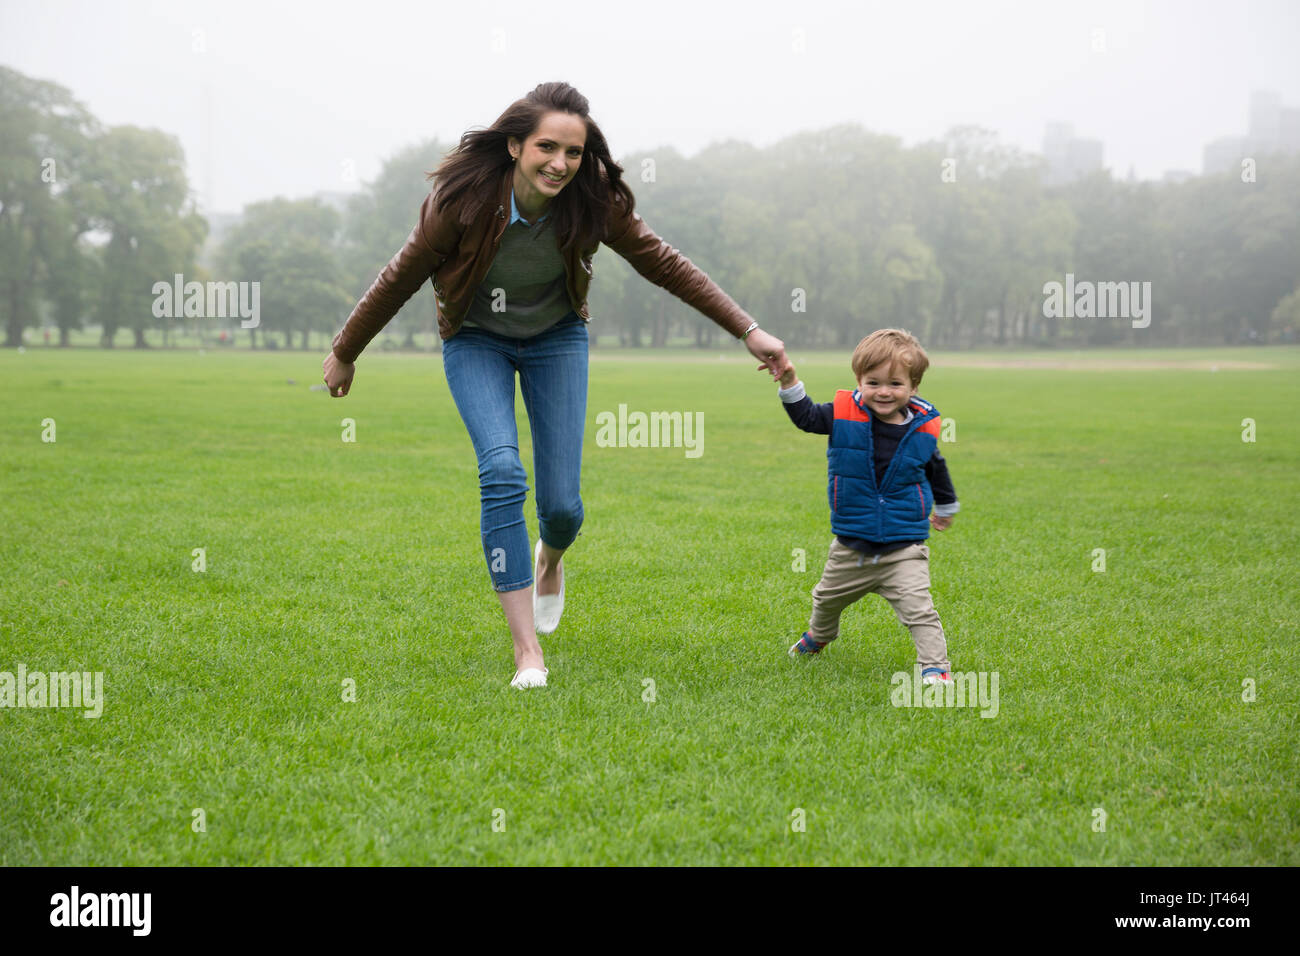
left=453, top=165, right=515, bottom=227
left=509, top=186, right=550, bottom=226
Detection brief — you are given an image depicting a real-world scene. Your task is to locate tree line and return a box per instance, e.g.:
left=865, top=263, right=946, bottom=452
left=4, top=65, right=1297, bottom=351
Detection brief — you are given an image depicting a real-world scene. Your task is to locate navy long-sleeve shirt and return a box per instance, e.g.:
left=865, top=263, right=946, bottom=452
left=780, top=382, right=959, bottom=557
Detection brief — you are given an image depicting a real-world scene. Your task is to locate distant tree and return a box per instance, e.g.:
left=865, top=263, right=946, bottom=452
left=83, top=125, right=205, bottom=347
left=1271, top=285, right=1300, bottom=341
left=218, top=198, right=350, bottom=348
left=0, top=66, right=100, bottom=347
left=875, top=222, right=943, bottom=342
left=340, top=139, right=452, bottom=348
left=1234, top=161, right=1300, bottom=341
left=995, top=166, right=1075, bottom=346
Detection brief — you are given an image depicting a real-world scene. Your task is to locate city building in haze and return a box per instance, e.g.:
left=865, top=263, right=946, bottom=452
left=1042, top=122, right=1104, bottom=185
left=1203, top=90, right=1300, bottom=175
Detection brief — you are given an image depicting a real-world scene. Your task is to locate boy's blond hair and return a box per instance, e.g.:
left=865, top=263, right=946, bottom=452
left=850, top=328, right=931, bottom=388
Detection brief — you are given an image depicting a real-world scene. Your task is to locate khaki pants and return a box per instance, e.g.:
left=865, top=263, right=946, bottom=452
left=808, top=538, right=950, bottom=672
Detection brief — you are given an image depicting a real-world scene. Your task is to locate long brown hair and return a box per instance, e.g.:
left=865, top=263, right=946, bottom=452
left=427, top=82, right=635, bottom=254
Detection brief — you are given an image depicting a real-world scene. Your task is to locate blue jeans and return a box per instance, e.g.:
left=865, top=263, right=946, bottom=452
left=441, top=313, right=588, bottom=592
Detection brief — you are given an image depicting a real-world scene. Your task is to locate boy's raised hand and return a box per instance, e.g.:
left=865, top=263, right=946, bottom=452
left=778, top=364, right=798, bottom=389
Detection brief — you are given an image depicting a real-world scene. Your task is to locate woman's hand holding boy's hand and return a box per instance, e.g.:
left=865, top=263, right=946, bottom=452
left=745, top=328, right=793, bottom=381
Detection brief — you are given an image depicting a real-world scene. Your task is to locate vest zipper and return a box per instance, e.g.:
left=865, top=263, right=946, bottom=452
left=879, top=414, right=924, bottom=491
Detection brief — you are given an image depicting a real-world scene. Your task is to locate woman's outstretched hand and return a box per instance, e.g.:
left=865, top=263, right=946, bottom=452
left=322, top=350, right=355, bottom=398
left=745, top=327, right=793, bottom=382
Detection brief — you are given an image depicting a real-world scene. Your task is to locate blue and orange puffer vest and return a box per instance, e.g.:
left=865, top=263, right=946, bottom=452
left=827, top=389, right=942, bottom=542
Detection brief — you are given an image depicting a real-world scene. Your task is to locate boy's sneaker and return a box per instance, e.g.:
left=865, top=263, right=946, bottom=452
left=788, top=632, right=828, bottom=657
left=921, top=668, right=953, bottom=686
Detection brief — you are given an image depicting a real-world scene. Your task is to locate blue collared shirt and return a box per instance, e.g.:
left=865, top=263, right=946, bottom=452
left=509, top=188, right=549, bottom=227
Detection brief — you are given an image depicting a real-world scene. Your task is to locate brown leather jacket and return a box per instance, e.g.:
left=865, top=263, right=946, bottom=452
left=331, top=165, right=756, bottom=362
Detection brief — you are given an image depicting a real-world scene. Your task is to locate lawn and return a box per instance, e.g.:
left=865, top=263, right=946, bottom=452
left=1, top=344, right=1297, bottom=865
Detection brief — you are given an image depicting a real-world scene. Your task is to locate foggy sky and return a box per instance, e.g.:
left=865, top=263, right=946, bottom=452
left=3, top=0, right=1298, bottom=213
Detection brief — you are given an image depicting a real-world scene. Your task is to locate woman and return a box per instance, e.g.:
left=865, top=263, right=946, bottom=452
left=322, top=81, right=791, bottom=688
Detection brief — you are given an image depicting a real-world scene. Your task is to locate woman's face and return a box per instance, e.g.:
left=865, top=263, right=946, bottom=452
left=508, top=111, right=587, bottom=211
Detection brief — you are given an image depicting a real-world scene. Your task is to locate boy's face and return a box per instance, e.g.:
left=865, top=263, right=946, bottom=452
left=857, top=360, right=916, bottom=423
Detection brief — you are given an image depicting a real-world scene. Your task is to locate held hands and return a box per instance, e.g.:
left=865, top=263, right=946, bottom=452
left=322, top=350, right=355, bottom=398
left=745, top=327, right=793, bottom=382
left=930, top=514, right=954, bottom=532
left=778, top=364, right=798, bottom=389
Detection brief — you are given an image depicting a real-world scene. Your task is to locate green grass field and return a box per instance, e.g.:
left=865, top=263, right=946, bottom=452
left=2, top=344, right=1297, bottom=865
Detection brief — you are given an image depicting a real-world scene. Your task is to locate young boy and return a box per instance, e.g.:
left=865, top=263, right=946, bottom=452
left=778, top=328, right=959, bottom=685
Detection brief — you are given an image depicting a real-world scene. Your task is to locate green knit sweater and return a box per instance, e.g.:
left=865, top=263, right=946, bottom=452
left=461, top=216, right=572, bottom=337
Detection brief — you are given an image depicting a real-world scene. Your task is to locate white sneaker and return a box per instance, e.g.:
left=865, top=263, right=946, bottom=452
left=510, top=667, right=548, bottom=689
left=533, top=539, right=565, bottom=635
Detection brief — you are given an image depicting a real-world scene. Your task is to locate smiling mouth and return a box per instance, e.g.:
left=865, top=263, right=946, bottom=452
left=540, top=172, right=565, bottom=185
